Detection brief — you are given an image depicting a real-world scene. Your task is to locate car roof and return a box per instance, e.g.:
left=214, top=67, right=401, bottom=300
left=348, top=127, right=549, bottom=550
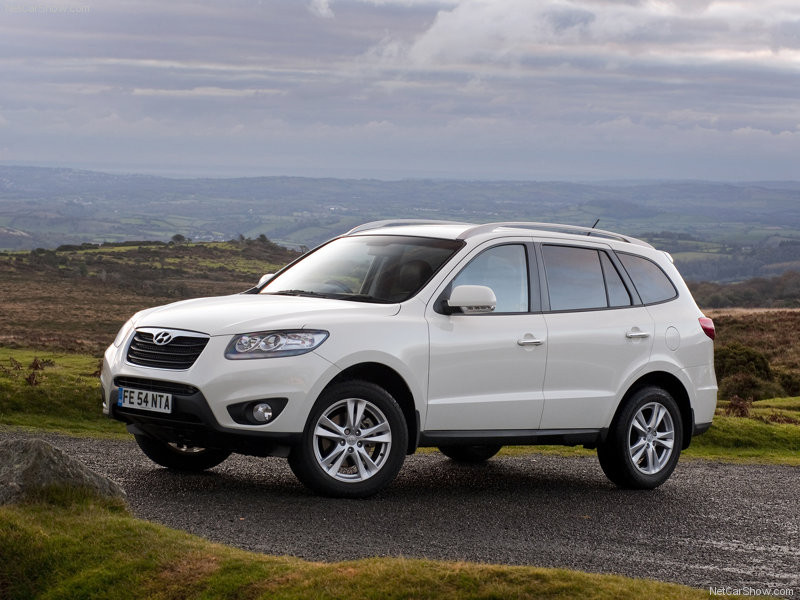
left=346, top=219, right=654, bottom=249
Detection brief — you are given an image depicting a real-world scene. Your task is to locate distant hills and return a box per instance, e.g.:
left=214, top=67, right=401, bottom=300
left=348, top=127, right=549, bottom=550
left=2, top=165, right=800, bottom=282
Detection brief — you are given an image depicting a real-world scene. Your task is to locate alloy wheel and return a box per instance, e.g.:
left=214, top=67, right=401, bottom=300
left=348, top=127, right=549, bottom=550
left=627, top=401, right=675, bottom=475
left=312, top=397, right=393, bottom=482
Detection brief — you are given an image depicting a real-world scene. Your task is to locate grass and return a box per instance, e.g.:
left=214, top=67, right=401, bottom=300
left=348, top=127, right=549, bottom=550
left=683, top=415, right=800, bottom=464
left=0, top=487, right=710, bottom=600
left=0, top=347, right=126, bottom=438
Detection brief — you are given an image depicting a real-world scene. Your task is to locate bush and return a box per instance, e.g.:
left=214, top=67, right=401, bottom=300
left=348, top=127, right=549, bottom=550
left=715, top=343, right=772, bottom=380
left=774, top=368, right=800, bottom=397
left=718, top=372, right=785, bottom=402
left=724, top=395, right=752, bottom=417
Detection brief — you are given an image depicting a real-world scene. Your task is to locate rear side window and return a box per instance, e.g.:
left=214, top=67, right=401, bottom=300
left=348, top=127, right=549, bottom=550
left=617, top=252, right=677, bottom=304
left=543, top=246, right=605, bottom=310
left=542, top=245, right=632, bottom=311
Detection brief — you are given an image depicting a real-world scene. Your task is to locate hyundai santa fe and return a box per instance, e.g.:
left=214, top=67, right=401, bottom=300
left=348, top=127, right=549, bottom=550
left=101, top=220, right=717, bottom=497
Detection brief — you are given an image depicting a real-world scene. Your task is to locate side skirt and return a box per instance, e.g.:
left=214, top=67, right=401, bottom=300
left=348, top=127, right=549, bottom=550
left=418, top=428, right=607, bottom=449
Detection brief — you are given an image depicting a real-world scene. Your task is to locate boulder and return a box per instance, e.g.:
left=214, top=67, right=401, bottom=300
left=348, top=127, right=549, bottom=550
left=0, top=438, right=125, bottom=505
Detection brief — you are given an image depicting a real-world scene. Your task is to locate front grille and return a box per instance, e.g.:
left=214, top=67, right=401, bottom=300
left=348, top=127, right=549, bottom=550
left=126, top=331, right=209, bottom=370
left=114, top=376, right=199, bottom=396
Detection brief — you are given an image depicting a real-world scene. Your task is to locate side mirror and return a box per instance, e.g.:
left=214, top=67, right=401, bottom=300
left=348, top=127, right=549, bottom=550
left=446, top=285, right=496, bottom=314
left=257, top=273, right=274, bottom=287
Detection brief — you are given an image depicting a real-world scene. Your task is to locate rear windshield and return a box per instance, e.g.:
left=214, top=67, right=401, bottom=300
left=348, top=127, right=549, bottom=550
left=261, top=235, right=464, bottom=303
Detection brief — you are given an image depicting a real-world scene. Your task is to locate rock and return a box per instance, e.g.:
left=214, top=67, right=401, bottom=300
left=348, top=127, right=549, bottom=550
left=0, top=438, right=125, bottom=504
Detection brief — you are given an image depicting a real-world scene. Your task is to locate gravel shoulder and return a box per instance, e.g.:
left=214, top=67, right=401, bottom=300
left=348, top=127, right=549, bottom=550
left=3, top=428, right=798, bottom=592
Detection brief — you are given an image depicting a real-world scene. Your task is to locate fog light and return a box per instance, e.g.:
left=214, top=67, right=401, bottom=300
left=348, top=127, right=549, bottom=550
left=252, top=402, right=273, bottom=423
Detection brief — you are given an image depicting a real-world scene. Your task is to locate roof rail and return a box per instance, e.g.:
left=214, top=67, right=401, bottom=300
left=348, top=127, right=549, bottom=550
left=346, top=219, right=470, bottom=235
left=458, top=222, right=652, bottom=248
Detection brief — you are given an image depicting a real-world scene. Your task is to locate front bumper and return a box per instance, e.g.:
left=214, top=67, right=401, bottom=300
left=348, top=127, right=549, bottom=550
left=103, top=377, right=301, bottom=456
left=101, top=334, right=339, bottom=454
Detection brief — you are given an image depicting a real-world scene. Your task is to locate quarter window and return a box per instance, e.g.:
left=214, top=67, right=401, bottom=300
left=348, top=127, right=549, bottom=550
left=617, top=253, right=677, bottom=304
left=600, top=252, right=632, bottom=307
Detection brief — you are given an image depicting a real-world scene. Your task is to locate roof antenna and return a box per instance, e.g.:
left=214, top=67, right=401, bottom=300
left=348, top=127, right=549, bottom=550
left=588, top=219, right=600, bottom=235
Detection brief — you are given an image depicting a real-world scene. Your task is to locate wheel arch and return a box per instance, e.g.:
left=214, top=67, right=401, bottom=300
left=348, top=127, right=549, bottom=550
left=326, top=362, right=418, bottom=454
left=613, top=371, right=694, bottom=450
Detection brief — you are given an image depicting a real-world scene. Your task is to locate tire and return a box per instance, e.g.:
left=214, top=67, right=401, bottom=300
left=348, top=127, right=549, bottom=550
left=597, top=386, right=683, bottom=489
left=288, top=380, right=408, bottom=498
left=438, top=444, right=502, bottom=463
left=134, top=434, right=231, bottom=472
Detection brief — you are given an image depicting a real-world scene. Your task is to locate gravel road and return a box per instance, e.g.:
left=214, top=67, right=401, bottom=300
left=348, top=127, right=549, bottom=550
left=4, top=430, right=798, bottom=592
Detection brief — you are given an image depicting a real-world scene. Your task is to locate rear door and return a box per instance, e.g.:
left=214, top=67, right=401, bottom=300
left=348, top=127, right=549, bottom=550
left=538, top=243, right=654, bottom=429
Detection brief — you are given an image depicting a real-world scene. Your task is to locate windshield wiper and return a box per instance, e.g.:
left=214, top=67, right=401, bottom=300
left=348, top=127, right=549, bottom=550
left=269, top=290, right=393, bottom=304
left=336, top=294, right=394, bottom=304
left=269, top=289, right=330, bottom=298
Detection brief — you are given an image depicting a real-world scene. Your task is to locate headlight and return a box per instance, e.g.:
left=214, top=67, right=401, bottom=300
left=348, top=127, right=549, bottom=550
left=225, top=330, right=329, bottom=360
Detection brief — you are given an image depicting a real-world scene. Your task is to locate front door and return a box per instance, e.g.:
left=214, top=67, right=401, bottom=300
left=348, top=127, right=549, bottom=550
left=425, top=242, right=547, bottom=431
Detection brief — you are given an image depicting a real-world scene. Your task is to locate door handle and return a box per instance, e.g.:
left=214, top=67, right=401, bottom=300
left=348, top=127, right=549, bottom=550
left=625, top=330, right=650, bottom=339
left=517, top=337, right=544, bottom=346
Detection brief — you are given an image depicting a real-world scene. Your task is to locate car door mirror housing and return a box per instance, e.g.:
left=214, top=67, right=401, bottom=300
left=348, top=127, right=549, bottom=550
left=446, top=285, right=497, bottom=314
left=257, top=273, right=274, bottom=287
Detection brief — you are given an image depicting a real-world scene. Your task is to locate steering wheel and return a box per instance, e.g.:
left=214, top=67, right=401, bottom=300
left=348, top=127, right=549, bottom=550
left=323, top=279, right=353, bottom=293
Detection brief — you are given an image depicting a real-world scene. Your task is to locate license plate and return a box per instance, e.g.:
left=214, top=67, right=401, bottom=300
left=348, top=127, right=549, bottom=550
left=117, top=387, right=172, bottom=414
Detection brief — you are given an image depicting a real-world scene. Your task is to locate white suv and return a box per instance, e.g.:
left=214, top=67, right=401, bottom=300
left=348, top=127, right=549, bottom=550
left=102, top=221, right=717, bottom=497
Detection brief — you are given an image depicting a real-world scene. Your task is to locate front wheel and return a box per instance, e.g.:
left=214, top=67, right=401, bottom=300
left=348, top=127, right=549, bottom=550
left=134, top=434, right=231, bottom=471
left=597, top=386, right=683, bottom=489
left=288, top=381, right=408, bottom=498
left=438, top=444, right=502, bottom=463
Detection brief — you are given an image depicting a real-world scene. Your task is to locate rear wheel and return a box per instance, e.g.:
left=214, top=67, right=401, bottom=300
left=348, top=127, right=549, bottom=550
left=438, top=444, right=502, bottom=463
left=597, top=386, right=683, bottom=489
left=288, top=380, right=407, bottom=498
left=134, top=435, right=231, bottom=471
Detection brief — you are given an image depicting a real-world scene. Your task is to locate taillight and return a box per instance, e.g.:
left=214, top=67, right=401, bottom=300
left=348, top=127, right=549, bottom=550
left=699, top=317, right=715, bottom=340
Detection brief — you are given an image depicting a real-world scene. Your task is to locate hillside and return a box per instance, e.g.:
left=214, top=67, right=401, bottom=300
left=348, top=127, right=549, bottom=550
left=0, top=238, right=300, bottom=354
left=2, top=239, right=800, bottom=409
left=3, top=166, right=800, bottom=282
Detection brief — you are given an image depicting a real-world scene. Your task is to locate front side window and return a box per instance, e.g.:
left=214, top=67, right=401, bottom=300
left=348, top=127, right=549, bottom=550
left=451, top=244, right=529, bottom=313
left=261, top=235, right=463, bottom=303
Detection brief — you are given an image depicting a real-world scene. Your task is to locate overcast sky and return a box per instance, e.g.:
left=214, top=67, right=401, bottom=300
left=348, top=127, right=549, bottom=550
left=1, top=0, right=799, bottom=180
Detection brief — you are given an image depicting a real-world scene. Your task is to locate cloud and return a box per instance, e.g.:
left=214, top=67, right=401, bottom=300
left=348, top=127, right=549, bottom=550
left=0, top=0, right=799, bottom=179
left=309, top=0, right=334, bottom=18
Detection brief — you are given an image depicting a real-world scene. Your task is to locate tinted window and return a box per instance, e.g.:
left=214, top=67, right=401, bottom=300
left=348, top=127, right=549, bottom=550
left=543, top=245, right=607, bottom=311
left=618, top=252, right=677, bottom=304
left=600, top=252, right=632, bottom=307
left=452, top=244, right=529, bottom=313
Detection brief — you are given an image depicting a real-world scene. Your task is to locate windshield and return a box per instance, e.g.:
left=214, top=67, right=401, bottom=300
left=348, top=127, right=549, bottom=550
left=260, top=235, right=464, bottom=303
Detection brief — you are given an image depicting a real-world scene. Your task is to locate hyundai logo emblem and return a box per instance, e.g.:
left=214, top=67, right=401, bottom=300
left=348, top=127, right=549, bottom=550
left=153, top=331, right=173, bottom=346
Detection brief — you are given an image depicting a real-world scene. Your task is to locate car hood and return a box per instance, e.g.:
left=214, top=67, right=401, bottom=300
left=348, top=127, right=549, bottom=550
left=133, top=294, right=401, bottom=336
